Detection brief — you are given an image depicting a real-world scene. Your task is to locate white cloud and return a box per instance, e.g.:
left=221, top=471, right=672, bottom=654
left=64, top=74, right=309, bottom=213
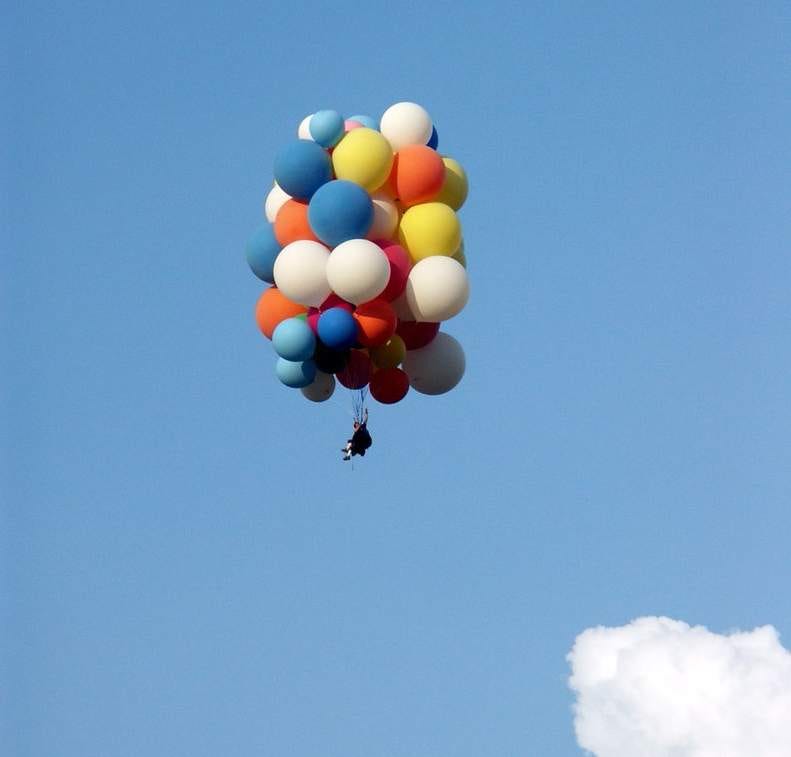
left=567, top=616, right=791, bottom=757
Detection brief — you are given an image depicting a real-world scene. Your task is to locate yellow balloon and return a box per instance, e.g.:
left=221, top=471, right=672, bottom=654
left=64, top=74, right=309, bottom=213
left=452, top=239, right=467, bottom=268
left=370, top=335, right=406, bottom=370
left=398, top=202, right=461, bottom=263
left=331, top=128, right=394, bottom=193
left=435, top=157, right=468, bottom=210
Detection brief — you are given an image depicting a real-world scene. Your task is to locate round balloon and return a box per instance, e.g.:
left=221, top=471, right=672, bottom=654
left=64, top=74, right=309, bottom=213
left=337, top=349, right=372, bottom=389
left=317, top=307, right=358, bottom=350
left=276, top=357, right=317, bottom=388
left=427, top=125, right=439, bottom=150
left=314, top=341, right=348, bottom=374
left=274, top=199, right=320, bottom=246
left=273, top=240, right=331, bottom=307
left=402, top=332, right=465, bottom=395
left=388, top=145, right=445, bottom=206
left=348, top=114, right=378, bottom=130
left=273, top=140, right=332, bottom=200
left=255, top=287, right=307, bottom=339
left=396, top=320, right=439, bottom=350
left=297, top=114, right=314, bottom=140
left=369, top=334, right=406, bottom=369
left=309, top=110, right=344, bottom=148
left=308, top=180, right=373, bottom=247
left=331, top=128, right=394, bottom=193
left=246, top=223, right=281, bottom=283
left=435, top=157, right=468, bottom=210
left=398, top=202, right=461, bottom=263
left=380, top=102, right=433, bottom=151
left=301, top=370, right=336, bottom=402
left=370, top=367, right=409, bottom=404
left=405, top=256, right=469, bottom=322
left=272, top=317, right=316, bottom=362
left=366, top=193, right=399, bottom=241
left=265, top=182, right=291, bottom=222
left=353, top=299, right=397, bottom=347
left=326, top=239, right=390, bottom=305
left=320, top=293, right=354, bottom=312
left=374, top=241, right=411, bottom=301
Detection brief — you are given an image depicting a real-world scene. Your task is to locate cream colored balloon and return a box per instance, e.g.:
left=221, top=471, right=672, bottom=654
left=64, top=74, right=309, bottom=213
left=297, top=114, right=314, bottom=140
left=402, top=332, right=466, bottom=395
left=273, top=240, right=331, bottom=307
left=404, top=255, right=469, bottom=322
left=366, top=192, right=400, bottom=240
left=301, top=370, right=335, bottom=402
left=264, top=182, right=291, bottom=223
left=326, top=239, right=390, bottom=305
left=380, top=102, right=433, bottom=151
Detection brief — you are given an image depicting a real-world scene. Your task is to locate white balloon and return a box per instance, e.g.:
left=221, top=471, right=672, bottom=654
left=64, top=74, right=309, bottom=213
left=366, top=192, right=399, bottom=241
left=404, top=255, right=469, bottom=322
left=273, top=240, right=331, bottom=307
left=326, top=239, right=390, bottom=305
left=391, top=291, right=418, bottom=321
left=301, top=370, right=335, bottom=402
left=402, top=332, right=465, bottom=395
left=264, top=182, right=291, bottom=223
left=380, top=102, right=433, bottom=151
left=297, top=114, right=314, bottom=140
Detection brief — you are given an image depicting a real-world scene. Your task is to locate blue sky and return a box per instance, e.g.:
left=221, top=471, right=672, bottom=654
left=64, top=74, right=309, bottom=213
left=3, top=2, right=790, bottom=755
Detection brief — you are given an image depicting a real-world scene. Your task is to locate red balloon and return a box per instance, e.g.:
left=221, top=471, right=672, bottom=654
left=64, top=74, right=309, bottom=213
left=321, top=293, right=354, bottom=312
left=370, top=368, right=409, bottom=404
left=396, top=320, right=439, bottom=350
left=337, top=349, right=372, bottom=389
left=306, top=307, right=320, bottom=334
left=354, top=299, right=397, bottom=347
left=373, top=240, right=411, bottom=301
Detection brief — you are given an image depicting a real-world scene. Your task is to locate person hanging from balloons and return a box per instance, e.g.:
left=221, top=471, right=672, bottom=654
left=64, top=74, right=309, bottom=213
left=342, top=408, right=372, bottom=461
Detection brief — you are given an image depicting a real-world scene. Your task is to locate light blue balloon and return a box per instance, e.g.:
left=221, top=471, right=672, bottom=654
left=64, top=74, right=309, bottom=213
left=245, top=223, right=281, bottom=283
left=276, top=358, right=317, bottom=388
left=309, top=110, right=345, bottom=148
left=272, top=317, right=316, bottom=362
left=349, top=114, right=378, bottom=130
left=308, top=180, right=373, bottom=248
left=273, top=140, right=332, bottom=200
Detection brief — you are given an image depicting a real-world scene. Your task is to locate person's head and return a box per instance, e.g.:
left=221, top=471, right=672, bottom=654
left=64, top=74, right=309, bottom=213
left=353, top=421, right=360, bottom=430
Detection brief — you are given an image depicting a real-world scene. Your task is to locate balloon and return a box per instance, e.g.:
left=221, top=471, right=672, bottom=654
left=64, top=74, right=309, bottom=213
left=272, top=317, right=316, bottom=362
left=276, top=357, right=317, bottom=388
left=427, top=125, right=439, bottom=150
left=246, top=223, right=281, bottom=283
left=255, top=287, right=307, bottom=339
left=273, top=140, right=332, bottom=200
left=396, top=320, right=439, bottom=349
left=344, top=119, right=363, bottom=131
left=391, top=291, right=418, bottom=321
left=369, top=334, right=406, bottom=369
left=370, top=367, right=409, bottom=404
left=308, top=180, right=373, bottom=247
left=306, top=307, right=320, bottom=333
left=320, top=293, right=354, bottom=312
left=309, top=110, right=345, bottom=148
left=452, top=239, right=467, bottom=268
left=317, top=307, right=358, bottom=350
left=313, top=341, right=348, bottom=374
left=435, top=157, right=468, bottom=210
left=273, top=240, right=331, bottom=307
left=331, top=128, right=393, bottom=192
left=388, top=145, right=445, bottom=206
left=380, top=102, right=433, bottom=151
left=398, top=202, right=461, bottom=263
left=297, top=114, right=314, bottom=140
left=353, top=299, right=397, bottom=347
left=337, top=349, right=372, bottom=389
left=265, top=182, right=291, bottom=222
left=374, top=241, right=411, bottom=301
left=326, top=239, right=390, bottom=305
left=366, top=193, right=399, bottom=241
left=402, top=332, right=465, bottom=395
left=405, top=255, right=469, bottom=322
left=301, top=370, right=336, bottom=402
left=274, top=199, right=320, bottom=246
left=348, top=114, right=378, bottom=130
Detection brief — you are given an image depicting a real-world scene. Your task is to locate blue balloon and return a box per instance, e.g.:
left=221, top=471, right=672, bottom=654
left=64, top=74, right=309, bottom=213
left=427, top=125, right=439, bottom=150
left=245, top=223, right=281, bottom=283
left=309, top=110, right=345, bottom=148
left=308, top=180, right=373, bottom=248
left=349, top=114, right=378, bottom=130
left=272, top=317, right=316, bottom=362
left=317, top=307, right=358, bottom=350
left=273, top=140, right=332, bottom=200
left=276, top=357, right=317, bottom=388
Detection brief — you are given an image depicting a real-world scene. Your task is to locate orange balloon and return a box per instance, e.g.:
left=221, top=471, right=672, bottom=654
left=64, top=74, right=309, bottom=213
left=353, top=299, right=397, bottom=347
left=255, top=286, right=307, bottom=339
left=274, top=199, right=319, bottom=246
left=387, top=145, right=445, bottom=207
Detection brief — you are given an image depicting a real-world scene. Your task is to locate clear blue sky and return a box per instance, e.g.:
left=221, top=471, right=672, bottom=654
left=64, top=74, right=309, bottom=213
left=3, top=2, right=790, bottom=755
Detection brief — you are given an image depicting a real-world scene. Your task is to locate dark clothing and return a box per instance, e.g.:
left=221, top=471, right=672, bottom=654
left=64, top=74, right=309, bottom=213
left=349, top=423, right=372, bottom=456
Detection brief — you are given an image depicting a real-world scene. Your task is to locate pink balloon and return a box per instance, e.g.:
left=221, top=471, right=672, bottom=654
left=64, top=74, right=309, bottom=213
left=320, top=293, right=354, bottom=312
left=344, top=119, right=364, bottom=132
left=373, top=240, right=411, bottom=302
left=306, top=307, right=320, bottom=334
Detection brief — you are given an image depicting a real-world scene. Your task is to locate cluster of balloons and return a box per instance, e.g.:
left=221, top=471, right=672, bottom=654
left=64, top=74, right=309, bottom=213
left=247, top=102, right=468, bottom=406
